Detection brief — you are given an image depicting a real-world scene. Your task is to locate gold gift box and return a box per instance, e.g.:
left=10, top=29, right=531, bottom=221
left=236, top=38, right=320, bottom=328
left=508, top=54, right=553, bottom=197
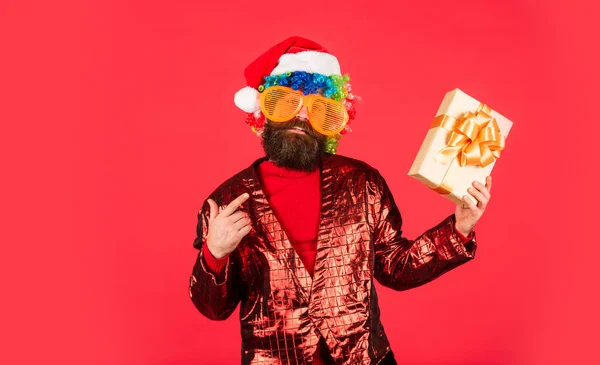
left=408, top=89, right=513, bottom=206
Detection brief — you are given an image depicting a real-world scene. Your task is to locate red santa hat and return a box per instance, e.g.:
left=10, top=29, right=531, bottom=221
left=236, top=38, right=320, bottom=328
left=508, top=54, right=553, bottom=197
left=234, top=36, right=342, bottom=113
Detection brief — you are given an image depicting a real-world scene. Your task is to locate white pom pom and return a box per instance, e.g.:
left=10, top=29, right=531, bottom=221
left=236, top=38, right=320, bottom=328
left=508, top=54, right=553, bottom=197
left=234, top=87, right=260, bottom=113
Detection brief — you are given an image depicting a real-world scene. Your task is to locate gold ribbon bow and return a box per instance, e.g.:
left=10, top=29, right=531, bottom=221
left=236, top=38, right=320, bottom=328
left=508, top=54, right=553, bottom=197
left=431, top=104, right=506, bottom=168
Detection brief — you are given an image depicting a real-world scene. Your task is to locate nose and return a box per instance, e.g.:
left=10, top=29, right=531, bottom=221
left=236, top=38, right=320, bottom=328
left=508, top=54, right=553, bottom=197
left=296, top=105, right=308, bottom=120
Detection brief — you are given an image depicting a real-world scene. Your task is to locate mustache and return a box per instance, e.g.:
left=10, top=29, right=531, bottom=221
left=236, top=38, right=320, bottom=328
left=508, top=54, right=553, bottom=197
left=267, top=119, right=322, bottom=140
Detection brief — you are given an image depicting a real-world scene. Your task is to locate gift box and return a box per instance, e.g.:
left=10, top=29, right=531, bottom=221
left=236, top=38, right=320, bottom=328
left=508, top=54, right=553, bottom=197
left=408, top=89, right=513, bottom=206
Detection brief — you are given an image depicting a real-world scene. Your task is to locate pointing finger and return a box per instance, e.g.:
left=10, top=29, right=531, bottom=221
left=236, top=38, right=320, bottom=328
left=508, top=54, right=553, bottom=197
left=222, top=193, right=250, bottom=216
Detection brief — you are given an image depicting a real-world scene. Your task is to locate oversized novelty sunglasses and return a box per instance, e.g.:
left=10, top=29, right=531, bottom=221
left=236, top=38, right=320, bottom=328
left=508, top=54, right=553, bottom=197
left=259, top=86, right=349, bottom=136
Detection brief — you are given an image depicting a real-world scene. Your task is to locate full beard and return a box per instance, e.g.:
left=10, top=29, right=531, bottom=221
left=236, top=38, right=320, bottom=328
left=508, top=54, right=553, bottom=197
left=261, top=119, right=327, bottom=172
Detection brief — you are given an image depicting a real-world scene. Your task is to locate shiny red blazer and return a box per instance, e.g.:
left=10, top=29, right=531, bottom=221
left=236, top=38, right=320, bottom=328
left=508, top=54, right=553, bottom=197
left=189, top=154, right=477, bottom=364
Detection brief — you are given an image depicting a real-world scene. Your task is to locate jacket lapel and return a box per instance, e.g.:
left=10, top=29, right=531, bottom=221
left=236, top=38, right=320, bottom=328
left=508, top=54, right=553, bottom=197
left=245, top=156, right=336, bottom=299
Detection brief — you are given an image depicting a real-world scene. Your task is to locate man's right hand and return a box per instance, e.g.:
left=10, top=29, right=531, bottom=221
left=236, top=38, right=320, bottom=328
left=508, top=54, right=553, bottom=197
left=205, top=193, right=252, bottom=259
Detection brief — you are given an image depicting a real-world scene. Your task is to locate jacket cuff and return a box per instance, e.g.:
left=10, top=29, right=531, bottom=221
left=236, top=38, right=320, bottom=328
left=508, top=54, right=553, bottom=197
left=450, top=213, right=475, bottom=243
left=444, top=214, right=477, bottom=259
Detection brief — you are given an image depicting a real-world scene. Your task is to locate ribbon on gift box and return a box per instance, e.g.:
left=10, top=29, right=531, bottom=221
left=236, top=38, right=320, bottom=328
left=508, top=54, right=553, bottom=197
left=428, top=103, right=506, bottom=195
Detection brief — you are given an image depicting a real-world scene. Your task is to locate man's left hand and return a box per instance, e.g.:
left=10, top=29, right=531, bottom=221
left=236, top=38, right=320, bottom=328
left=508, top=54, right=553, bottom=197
left=454, top=175, right=492, bottom=236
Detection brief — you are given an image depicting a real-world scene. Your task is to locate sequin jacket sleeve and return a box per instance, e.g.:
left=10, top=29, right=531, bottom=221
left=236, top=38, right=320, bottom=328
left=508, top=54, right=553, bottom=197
left=188, top=200, right=241, bottom=320
left=369, top=171, right=477, bottom=291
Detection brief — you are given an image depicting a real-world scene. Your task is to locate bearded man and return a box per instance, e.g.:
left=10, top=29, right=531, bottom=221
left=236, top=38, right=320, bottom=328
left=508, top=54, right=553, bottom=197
left=188, top=36, right=492, bottom=365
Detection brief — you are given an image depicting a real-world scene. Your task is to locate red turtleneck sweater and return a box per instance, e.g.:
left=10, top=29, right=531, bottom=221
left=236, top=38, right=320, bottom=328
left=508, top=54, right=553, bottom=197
left=201, top=160, right=473, bottom=364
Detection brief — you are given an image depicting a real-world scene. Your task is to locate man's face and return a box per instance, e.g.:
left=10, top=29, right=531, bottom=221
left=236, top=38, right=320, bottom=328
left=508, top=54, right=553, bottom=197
left=261, top=114, right=327, bottom=172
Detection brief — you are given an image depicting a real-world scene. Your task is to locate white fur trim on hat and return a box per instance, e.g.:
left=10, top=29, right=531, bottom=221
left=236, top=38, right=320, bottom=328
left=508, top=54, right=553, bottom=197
left=234, top=86, right=260, bottom=113
left=270, top=51, right=341, bottom=76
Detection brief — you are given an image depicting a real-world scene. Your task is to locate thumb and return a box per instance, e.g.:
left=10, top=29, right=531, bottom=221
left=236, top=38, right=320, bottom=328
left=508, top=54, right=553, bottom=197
left=207, top=199, right=218, bottom=221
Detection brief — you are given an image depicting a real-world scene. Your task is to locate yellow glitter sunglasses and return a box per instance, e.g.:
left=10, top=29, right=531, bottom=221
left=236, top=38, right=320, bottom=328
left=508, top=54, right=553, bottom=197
left=259, top=86, right=349, bottom=136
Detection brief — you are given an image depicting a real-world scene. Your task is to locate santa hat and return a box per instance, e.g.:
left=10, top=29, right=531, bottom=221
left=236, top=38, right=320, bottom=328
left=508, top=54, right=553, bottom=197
left=234, top=36, right=342, bottom=113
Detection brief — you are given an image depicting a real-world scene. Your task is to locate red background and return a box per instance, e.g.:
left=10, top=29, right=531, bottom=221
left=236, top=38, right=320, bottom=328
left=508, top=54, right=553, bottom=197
left=1, top=0, right=598, bottom=364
